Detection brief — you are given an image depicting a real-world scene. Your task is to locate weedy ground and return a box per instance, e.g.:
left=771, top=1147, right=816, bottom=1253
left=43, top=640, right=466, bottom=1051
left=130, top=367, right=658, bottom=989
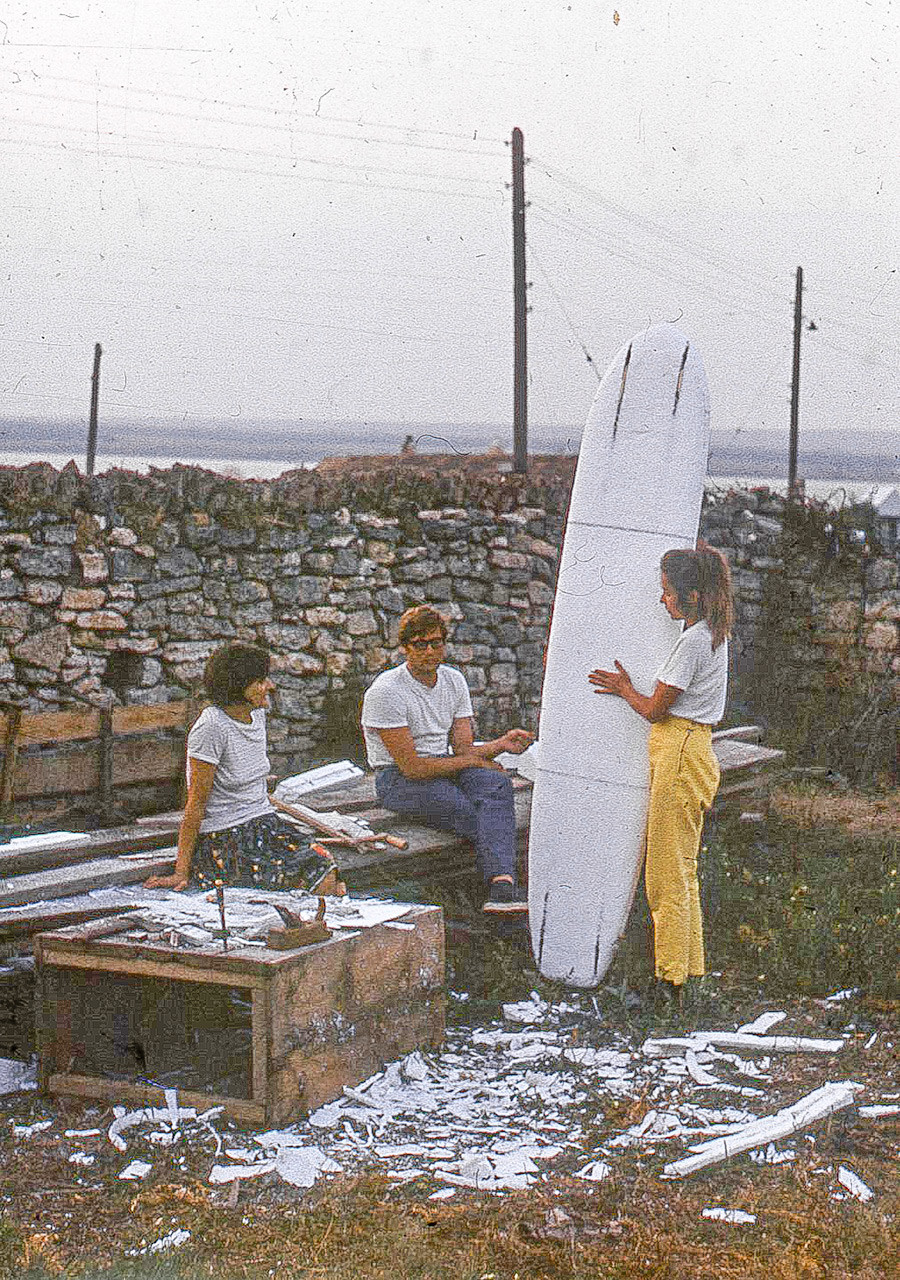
left=0, top=784, right=896, bottom=1280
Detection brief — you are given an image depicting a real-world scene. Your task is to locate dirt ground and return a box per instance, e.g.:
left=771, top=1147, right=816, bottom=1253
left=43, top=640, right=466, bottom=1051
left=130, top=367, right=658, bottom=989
left=0, top=979, right=896, bottom=1280
left=0, top=783, right=897, bottom=1279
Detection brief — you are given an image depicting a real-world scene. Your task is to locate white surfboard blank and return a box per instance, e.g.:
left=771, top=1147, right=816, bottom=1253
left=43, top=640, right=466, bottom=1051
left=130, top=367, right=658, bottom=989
left=528, top=324, right=710, bottom=988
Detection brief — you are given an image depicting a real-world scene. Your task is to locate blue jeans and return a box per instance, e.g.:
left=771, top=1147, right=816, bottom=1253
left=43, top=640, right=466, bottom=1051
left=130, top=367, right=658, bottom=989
left=375, top=765, right=517, bottom=883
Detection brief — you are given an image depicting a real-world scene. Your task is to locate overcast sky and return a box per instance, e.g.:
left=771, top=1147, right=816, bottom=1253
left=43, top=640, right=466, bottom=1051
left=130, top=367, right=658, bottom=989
left=2, top=1, right=897, bottom=453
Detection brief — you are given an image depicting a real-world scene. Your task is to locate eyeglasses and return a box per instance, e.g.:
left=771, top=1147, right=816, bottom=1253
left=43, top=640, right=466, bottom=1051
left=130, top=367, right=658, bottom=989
left=405, top=636, right=445, bottom=651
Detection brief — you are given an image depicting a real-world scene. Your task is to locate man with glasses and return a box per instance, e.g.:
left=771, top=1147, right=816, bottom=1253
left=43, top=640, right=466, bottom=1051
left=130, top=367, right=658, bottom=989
left=361, top=605, right=533, bottom=912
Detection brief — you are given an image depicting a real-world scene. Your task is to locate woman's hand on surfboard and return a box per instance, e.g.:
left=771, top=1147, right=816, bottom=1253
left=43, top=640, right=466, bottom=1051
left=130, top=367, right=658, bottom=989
left=588, top=661, right=633, bottom=698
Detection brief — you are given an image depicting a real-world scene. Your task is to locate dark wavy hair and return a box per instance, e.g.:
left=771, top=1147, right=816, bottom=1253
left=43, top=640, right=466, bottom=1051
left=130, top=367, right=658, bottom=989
left=398, top=605, right=448, bottom=645
left=203, top=643, right=270, bottom=708
left=661, top=542, right=734, bottom=650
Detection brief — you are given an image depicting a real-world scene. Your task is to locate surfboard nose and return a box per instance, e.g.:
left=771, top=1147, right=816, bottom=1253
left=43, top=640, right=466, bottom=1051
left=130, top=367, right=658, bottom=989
left=567, top=324, right=710, bottom=537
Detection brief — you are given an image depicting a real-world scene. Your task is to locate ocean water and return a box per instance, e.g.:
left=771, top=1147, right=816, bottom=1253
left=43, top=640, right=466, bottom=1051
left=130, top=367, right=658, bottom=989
left=0, top=448, right=893, bottom=509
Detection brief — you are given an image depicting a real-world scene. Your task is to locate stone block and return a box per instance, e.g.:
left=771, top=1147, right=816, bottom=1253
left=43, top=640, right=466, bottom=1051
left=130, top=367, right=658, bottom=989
left=346, top=609, right=378, bottom=636
left=264, top=623, right=312, bottom=650
left=108, top=526, right=138, bottom=547
left=527, top=580, right=553, bottom=605
left=75, top=610, right=127, bottom=631
left=26, top=580, right=62, bottom=605
left=43, top=524, right=77, bottom=546
left=13, top=623, right=70, bottom=671
left=0, top=601, right=31, bottom=634
left=110, top=548, right=153, bottom=583
left=332, top=548, right=361, bottom=575
left=218, top=527, right=258, bottom=550
left=61, top=587, right=106, bottom=611
left=273, top=652, right=326, bottom=678
left=229, top=579, right=270, bottom=604
left=271, top=576, right=325, bottom=607
left=16, top=546, right=73, bottom=578
left=489, top=662, right=517, bottom=690
left=376, top=587, right=405, bottom=615
left=157, top=548, right=202, bottom=577
left=161, top=640, right=217, bottom=664
left=366, top=540, right=397, bottom=565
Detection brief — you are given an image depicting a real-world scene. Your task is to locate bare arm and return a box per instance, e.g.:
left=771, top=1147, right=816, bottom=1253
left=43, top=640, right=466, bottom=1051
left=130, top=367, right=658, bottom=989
left=449, top=717, right=533, bottom=761
left=588, top=663, right=682, bottom=724
left=144, top=757, right=216, bottom=890
left=375, top=724, right=491, bottom=780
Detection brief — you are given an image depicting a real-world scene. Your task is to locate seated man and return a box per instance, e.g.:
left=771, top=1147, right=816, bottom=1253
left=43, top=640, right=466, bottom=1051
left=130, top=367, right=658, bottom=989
left=361, top=605, right=534, bottom=913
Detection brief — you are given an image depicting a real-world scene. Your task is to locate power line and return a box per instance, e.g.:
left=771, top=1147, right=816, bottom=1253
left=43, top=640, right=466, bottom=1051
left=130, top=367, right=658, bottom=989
left=0, top=134, right=504, bottom=204
left=2, top=113, right=503, bottom=192
left=526, top=242, right=601, bottom=382
left=27, top=73, right=509, bottom=148
left=9, top=84, right=506, bottom=162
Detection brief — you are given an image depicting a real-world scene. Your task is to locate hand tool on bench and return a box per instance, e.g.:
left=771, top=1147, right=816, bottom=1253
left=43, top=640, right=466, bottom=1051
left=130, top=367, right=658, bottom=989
left=250, top=897, right=331, bottom=949
left=313, top=832, right=409, bottom=849
left=270, top=796, right=408, bottom=850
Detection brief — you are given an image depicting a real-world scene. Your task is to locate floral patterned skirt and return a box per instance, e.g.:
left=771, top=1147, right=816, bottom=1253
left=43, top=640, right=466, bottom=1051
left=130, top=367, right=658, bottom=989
left=192, top=811, right=335, bottom=892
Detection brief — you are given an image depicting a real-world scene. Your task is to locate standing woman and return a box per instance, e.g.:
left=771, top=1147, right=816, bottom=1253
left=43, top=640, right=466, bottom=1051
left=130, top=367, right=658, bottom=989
left=588, top=544, right=733, bottom=1002
left=145, top=643, right=341, bottom=895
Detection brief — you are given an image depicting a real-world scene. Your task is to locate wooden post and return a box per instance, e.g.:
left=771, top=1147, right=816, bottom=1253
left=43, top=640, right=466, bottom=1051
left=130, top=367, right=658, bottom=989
left=86, top=343, right=102, bottom=478
left=511, top=127, right=528, bottom=475
left=788, top=267, right=803, bottom=499
left=98, top=704, right=114, bottom=818
left=0, top=707, right=22, bottom=821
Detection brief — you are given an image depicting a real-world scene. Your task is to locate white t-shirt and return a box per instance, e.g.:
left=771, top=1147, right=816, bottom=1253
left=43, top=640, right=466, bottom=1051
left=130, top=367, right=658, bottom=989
left=361, top=663, right=474, bottom=768
left=187, top=705, right=274, bottom=833
left=656, top=621, right=729, bottom=724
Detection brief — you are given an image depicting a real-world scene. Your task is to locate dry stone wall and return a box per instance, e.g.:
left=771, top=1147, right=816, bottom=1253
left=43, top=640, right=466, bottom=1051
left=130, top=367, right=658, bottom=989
left=0, top=461, right=896, bottom=780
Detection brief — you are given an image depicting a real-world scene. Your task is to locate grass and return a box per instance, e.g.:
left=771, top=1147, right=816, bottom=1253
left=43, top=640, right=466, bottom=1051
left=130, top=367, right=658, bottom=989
left=0, top=784, right=897, bottom=1279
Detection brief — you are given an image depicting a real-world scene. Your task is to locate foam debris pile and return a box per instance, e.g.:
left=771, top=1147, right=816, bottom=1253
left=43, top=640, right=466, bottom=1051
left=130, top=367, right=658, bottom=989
left=3, top=992, right=889, bottom=1207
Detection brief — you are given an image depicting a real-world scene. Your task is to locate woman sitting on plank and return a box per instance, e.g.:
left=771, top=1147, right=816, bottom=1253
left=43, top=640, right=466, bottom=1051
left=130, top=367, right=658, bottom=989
left=144, top=643, right=342, bottom=895
left=588, top=543, right=733, bottom=1006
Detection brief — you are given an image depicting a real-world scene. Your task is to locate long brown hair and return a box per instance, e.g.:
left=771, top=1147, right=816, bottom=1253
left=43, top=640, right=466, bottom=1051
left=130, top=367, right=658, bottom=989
left=661, top=543, right=733, bottom=650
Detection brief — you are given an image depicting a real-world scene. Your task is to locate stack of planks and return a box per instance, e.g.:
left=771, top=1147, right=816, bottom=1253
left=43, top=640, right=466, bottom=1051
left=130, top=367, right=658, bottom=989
left=0, top=726, right=784, bottom=949
left=0, top=698, right=200, bottom=827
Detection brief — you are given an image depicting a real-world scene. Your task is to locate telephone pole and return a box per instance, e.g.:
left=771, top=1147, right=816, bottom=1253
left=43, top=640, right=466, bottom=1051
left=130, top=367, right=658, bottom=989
left=788, top=266, right=803, bottom=499
left=511, top=126, right=527, bottom=474
left=86, top=343, right=102, bottom=477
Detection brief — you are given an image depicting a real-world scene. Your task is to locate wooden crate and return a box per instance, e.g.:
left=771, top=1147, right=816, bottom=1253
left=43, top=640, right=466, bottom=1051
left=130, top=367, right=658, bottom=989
left=34, top=905, right=445, bottom=1125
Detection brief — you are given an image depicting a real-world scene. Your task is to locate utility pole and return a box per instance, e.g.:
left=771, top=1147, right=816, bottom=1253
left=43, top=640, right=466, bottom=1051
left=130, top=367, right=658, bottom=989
left=511, top=126, right=527, bottom=474
left=86, top=342, right=102, bottom=477
left=788, top=266, right=803, bottom=499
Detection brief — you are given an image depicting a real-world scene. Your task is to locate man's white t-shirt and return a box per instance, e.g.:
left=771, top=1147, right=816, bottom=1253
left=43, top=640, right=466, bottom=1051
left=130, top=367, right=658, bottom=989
left=361, top=663, right=474, bottom=768
left=187, top=706, right=274, bottom=832
left=655, top=621, right=729, bottom=724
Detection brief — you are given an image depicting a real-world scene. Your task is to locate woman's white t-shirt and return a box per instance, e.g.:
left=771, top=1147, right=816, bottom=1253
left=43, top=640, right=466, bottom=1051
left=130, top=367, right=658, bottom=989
left=656, top=621, right=728, bottom=724
left=187, top=705, right=273, bottom=833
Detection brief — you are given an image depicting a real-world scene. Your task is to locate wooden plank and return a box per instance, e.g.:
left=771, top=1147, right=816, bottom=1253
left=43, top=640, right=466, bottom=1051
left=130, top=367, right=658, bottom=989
left=0, top=851, right=176, bottom=908
left=0, top=899, right=143, bottom=940
left=0, top=824, right=178, bottom=878
left=46, top=1073, right=266, bottom=1124
left=712, top=738, right=785, bottom=772
left=5, top=736, right=184, bottom=801
left=712, top=725, right=763, bottom=744
left=39, top=948, right=268, bottom=989
left=0, top=699, right=198, bottom=748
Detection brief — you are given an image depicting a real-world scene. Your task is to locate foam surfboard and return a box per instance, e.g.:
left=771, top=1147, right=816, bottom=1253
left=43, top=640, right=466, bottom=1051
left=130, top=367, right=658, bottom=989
left=528, top=324, right=710, bottom=987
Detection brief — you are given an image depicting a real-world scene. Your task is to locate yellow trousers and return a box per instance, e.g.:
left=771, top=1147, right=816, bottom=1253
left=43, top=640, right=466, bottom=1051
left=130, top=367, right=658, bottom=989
left=646, top=717, right=720, bottom=986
